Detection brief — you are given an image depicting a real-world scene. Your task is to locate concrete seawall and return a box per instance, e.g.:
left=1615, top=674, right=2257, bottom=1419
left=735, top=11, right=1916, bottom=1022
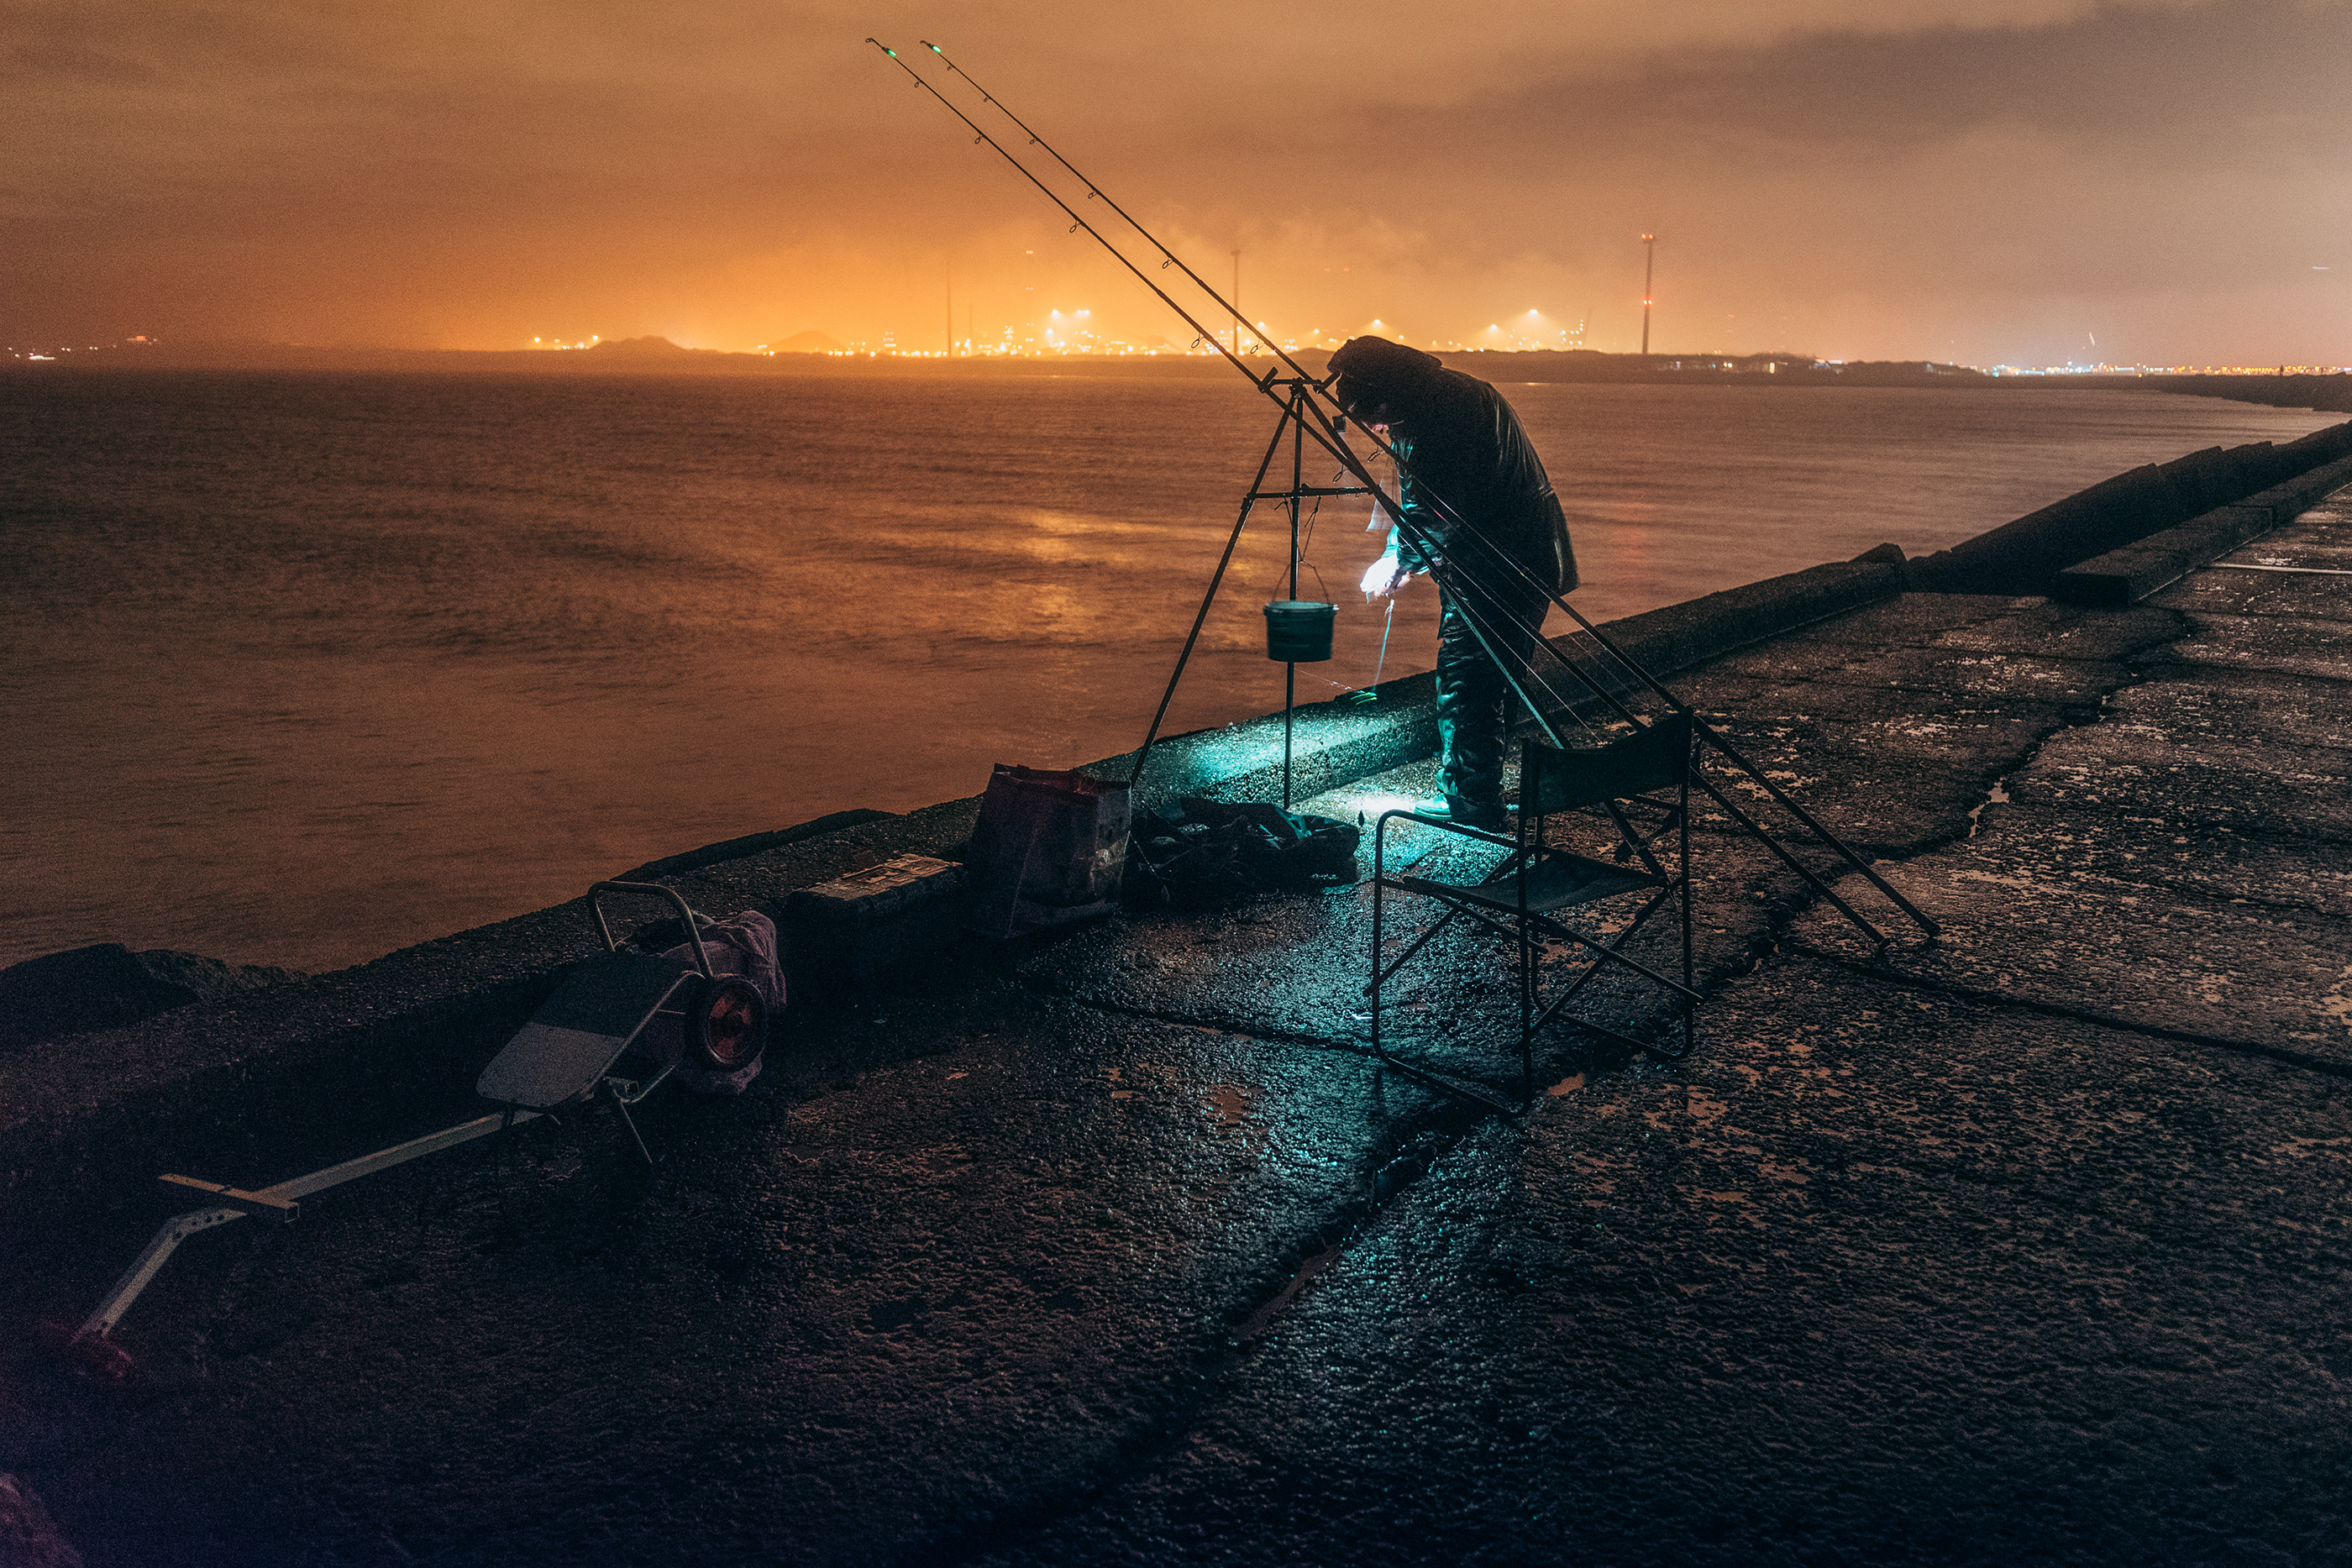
left=1908, top=418, right=2352, bottom=595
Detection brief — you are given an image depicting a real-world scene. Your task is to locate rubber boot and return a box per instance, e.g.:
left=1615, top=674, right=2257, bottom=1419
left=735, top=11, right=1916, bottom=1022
left=1428, top=586, right=1519, bottom=829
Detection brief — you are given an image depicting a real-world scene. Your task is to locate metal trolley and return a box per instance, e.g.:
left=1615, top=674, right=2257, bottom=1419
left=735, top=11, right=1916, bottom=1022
left=54, top=882, right=769, bottom=1382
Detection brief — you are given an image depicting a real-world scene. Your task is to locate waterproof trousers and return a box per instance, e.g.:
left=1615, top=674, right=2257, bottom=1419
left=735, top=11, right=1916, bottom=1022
left=1434, top=569, right=1556, bottom=815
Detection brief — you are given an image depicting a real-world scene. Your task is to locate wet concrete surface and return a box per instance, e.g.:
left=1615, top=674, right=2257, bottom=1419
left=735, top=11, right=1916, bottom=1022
left=3, top=979, right=1439, bottom=1566
left=5, top=503, right=2349, bottom=1564
left=967, top=960, right=2352, bottom=1568
left=1795, top=495, right=2352, bottom=1079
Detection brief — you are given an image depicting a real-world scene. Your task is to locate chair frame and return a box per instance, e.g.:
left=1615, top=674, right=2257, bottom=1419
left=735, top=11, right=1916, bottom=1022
left=1368, top=715, right=1704, bottom=1114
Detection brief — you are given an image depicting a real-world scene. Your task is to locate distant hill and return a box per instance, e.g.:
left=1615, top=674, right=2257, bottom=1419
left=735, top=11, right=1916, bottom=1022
left=588, top=336, right=706, bottom=356
left=765, top=330, right=845, bottom=354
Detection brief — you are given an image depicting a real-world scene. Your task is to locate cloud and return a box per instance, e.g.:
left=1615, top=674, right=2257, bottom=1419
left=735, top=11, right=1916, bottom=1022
left=3, top=0, right=2345, bottom=362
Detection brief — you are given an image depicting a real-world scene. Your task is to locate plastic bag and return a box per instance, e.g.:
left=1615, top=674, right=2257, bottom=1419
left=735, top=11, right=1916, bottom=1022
left=626, top=909, right=781, bottom=1094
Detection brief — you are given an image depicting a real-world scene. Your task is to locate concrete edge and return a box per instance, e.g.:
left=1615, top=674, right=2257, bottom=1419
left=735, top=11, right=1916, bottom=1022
left=2052, top=455, right=2352, bottom=606
left=0, top=559, right=1903, bottom=1214
left=0, top=803, right=981, bottom=1213
left=1908, top=420, right=2352, bottom=596
left=615, top=808, right=897, bottom=881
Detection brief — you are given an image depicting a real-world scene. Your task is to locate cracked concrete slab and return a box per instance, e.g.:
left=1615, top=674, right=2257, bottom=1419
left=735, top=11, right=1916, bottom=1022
left=963, top=956, right=2352, bottom=1568
left=2106, top=663, right=2352, bottom=753
left=2222, top=517, right=2351, bottom=565
left=0, top=980, right=1448, bottom=1567
left=2008, top=719, right=2352, bottom=844
left=1788, top=593, right=2028, bottom=646
left=2164, top=611, right=2352, bottom=681
left=2152, top=575, right=2352, bottom=624
left=1797, top=644, right=2134, bottom=705
left=10, top=497, right=2351, bottom=1565
left=1786, top=500, right=2352, bottom=1077
left=1689, top=694, right=2086, bottom=856
left=1976, top=800, right=2352, bottom=920
left=1666, top=639, right=1893, bottom=698
left=1793, top=819, right=2352, bottom=1067
left=2224, top=536, right=2352, bottom=569
left=1925, top=599, right=2188, bottom=661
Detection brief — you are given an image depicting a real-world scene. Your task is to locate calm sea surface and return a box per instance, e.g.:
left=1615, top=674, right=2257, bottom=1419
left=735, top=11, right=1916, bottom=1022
left=2, top=369, right=2334, bottom=973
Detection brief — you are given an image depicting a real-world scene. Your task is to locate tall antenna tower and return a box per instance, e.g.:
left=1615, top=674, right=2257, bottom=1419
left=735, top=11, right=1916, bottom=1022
left=1640, top=233, right=1656, bottom=357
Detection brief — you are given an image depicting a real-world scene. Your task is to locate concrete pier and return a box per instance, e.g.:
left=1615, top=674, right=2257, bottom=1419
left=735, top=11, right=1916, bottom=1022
left=3, top=486, right=2348, bottom=1563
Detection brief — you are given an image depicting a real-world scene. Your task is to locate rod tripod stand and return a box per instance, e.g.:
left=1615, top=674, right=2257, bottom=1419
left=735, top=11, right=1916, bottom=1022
left=1126, top=377, right=1369, bottom=809
left=869, top=35, right=1943, bottom=959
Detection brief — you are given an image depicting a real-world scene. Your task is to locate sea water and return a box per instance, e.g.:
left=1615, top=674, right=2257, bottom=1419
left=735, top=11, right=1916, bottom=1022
left=2, top=368, right=2333, bottom=971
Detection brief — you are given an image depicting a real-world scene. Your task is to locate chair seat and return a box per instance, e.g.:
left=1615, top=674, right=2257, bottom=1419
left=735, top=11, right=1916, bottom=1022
left=478, top=952, right=691, bottom=1110
left=1389, top=848, right=1662, bottom=916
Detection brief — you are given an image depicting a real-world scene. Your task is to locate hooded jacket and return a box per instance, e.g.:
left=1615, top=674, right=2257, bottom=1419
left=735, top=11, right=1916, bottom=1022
left=1383, top=368, right=1578, bottom=598
left=1327, top=337, right=1578, bottom=597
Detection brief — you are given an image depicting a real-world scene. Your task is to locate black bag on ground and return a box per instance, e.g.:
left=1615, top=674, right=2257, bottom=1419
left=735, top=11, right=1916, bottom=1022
left=1126, top=799, right=1360, bottom=910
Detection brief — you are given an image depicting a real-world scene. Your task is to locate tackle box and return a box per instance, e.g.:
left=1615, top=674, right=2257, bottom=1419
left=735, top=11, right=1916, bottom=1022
left=784, top=853, right=972, bottom=989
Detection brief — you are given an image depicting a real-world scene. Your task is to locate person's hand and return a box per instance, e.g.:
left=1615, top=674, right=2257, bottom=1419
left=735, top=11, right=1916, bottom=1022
left=1360, top=553, right=1412, bottom=600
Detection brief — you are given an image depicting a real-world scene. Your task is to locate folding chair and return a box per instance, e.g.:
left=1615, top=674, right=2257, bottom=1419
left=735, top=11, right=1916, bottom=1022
left=1368, top=713, right=1704, bottom=1112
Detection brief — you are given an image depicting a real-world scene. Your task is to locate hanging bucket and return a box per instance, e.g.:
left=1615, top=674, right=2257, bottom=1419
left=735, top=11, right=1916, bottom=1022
left=1264, top=600, right=1336, bottom=663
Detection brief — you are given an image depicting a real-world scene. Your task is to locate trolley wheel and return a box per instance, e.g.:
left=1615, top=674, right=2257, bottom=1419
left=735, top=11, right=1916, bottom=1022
left=685, top=976, right=767, bottom=1072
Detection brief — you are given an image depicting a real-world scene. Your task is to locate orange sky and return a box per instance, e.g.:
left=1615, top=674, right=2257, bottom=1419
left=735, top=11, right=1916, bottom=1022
left=7, top=0, right=2348, bottom=364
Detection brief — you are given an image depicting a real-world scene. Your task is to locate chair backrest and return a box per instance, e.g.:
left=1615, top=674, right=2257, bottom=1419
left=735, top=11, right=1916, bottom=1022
left=1520, top=713, right=1693, bottom=815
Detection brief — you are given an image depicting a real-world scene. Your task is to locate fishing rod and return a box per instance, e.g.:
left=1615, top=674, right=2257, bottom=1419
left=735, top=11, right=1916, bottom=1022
left=866, top=39, right=1557, bottom=791
left=918, top=41, right=1305, bottom=376
left=872, top=40, right=1936, bottom=939
left=905, top=45, right=1631, bottom=751
left=868, top=40, right=1569, bottom=742
left=867, top=39, right=1278, bottom=389
left=879, top=41, right=1663, bottom=711
left=885, top=39, right=1934, bottom=941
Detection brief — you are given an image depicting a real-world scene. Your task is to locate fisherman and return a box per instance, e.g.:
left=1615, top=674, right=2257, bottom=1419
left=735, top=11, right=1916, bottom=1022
left=1331, top=335, right=1578, bottom=831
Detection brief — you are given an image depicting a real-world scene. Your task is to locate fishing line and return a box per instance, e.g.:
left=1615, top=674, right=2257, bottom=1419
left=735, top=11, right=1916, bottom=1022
left=867, top=39, right=1263, bottom=385
left=916, top=39, right=1607, bottom=724
left=916, top=40, right=1288, bottom=365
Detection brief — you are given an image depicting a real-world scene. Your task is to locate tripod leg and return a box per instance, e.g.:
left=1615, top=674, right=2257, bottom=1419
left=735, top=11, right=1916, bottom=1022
left=1129, top=407, right=1296, bottom=788
left=1690, top=769, right=1888, bottom=947
left=609, top=1089, right=655, bottom=1168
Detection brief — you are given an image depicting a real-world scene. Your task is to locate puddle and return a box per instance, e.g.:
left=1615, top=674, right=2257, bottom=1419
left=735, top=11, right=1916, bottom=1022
left=1966, top=775, right=2013, bottom=837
